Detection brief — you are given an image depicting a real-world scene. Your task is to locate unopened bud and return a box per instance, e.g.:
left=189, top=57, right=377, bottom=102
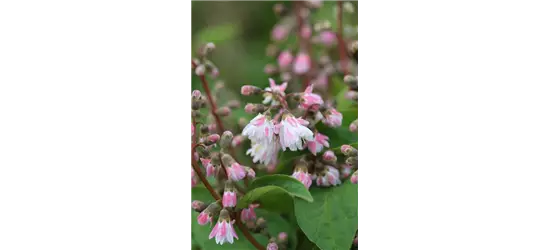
left=219, top=208, right=230, bottom=220
left=205, top=42, right=215, bottom=51
left=343, top=2, right=355, bottom=13
left=256, top=217, right=267, bottom=229
left=238, top=118, right=248, bottom=128
left=208, top=124, right=217, bottom=133
left=241, top=85, right=262, bottom=96
left=206, top=134, right=220, bottom=144
left=345, top=91, right=358, bottom=101
left=245, top=103, right=255, bottom=113
left=350, top=40, right=358, bottom=61
left=345, top=156, right=358, bottom=166
left=195, top=64, right=206, bottom=76
left=246, top=167, right=256, bottom=179
left=273, top=3, right=287, bottom=16
left=264, top=64, right=278, bottom=75
left=322, top=150, right=336, bottom=162
left=266, top=242, right=278, bottom=250
left=191, top=110, right=201, bottom=118
left=215, top=107, right=231, bottom=117
left=192, top=200, right=207, bottom=212
left=227, top=100, right=240, bottom=109
left=221, top=153, right=235, bottom=167
left=341, top=144, right=358, bottom=156
left=351, top=170, right=358, bottom=184
left=232, top=135, right=244, bottom=147
left=210, top=67, right=219, bottom=78
left=192, top=90, right=201, bottom=98
left=277, top=232, right=288, bottom=242
left=214, top=80, right=225, bottom=91
left=306, top=0, right=323, bottom=8
left=344, top=75, right=357, bottom=84
left=219, top=131, right=233, bottom=149
left=349, top=119, right=358, bottom=132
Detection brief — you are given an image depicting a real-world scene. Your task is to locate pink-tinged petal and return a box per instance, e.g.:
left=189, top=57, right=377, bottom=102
left=280, top=82, right=288, bottom=91
left=209, top=222, right=220, bottom=239
left=269, top=78, right=276, bottom=88
left=304, top=85, right=313, bottom=94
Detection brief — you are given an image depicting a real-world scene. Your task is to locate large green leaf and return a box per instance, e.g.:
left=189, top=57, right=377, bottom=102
left=294, top=182, right=358, bottom=250
left=249, top=174, right=313, bottom=202
left=237, top=185, right=294, bottom=213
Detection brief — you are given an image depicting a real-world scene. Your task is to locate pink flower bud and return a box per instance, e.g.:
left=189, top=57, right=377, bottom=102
left=341, top=144, right=352, bottom=154
left=192, top=90, right=201, bottom=98
left=278, top=232, right=288, bottom=242
left=345, top=90, right=358, bottom=100
left=319, top=30, right=337, bottom=46
left=300, top=25, right=312, bottom=39
left=208, top=124, right=217, bottom=133
left=322, top=150, right=336, bottom=162
left=232, top=135, right=244, bottom=147
left=349, top=120, right=358, bottom=132
left=222, top=190, right=237, bottom=208
left=351, top=171, right=358, bottom=184
left=215, top=107, right=231, bottom=116
left=277, top=50, right=293, bottom=69
left=245, top=103, right=255, bottom=114
left=191, top=123, right=194, bottom=136
left=195, top=64, right=205, bottom=76
left=240, top=204, right=259, bottom=222
left=191, top=200, right=204, bottom=210
left=264, top=64, right=277, bottom=75
left=207, top=134, right=220, bottom=144
left=267, top=242, right=278, bottom=250
left=271, top=25, right=289, bottom=41
left=246, top=167, right=256, bottom=179
left=293, top=52, right=311, bottom=75
left=241, top=85, right=256, bottom=96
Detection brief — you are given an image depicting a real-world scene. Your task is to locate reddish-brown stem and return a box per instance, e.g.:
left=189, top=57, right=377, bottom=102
left=337, top=1, right=349, bottom=75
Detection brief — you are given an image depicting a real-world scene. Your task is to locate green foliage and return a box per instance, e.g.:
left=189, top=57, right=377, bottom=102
left=237, top=185, right=294, bottom=213
left=248, top=174, right=313, bottom=202
left=195, top=23, right=240, bottom=46
left=294, top=182, right=358, bottom=250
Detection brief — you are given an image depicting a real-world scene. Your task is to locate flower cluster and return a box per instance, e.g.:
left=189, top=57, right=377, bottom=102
left=191, top=1, right=358, bottom=248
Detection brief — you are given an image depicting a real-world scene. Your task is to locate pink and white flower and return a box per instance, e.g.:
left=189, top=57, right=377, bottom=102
left=292, top=166, right=313, bottom=189
left=246, top=140, right=280, bottom=165
left=197, top=211, right=213, bottom=226
left=222, top=190, right=237, bottom=208
left=209, top=219, right=238, bottom=245
left=307, top=132, right=330, bottom=155
left=322, top=108, right=343, bottom=127
left=226, top=162, right=247, bottom=181
left=242, top=113, right=275, bottom=143
left=262, top=79, right=288, bottom=106
left=316, top=166, right=341, bottom=187
left=293, top=52, right=311, bottom=74
left=200, top=158, right=215, bottom=177
left=300, top=85, right=324, bottom=110
left=319, top=30, right=337, bottom=46
left=278, top=115, right=314, bottom=151
left=240, top=204, right=259, bottom=222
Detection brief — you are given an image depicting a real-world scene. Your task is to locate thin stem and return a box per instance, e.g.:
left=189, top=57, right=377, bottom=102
left=337, top=0, right=349, bottom=75
left=192, top=155, right=220, bottom=200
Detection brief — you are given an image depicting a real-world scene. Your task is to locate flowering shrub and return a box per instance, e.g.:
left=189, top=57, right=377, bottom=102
left=191, top=1, right=358, bottom=249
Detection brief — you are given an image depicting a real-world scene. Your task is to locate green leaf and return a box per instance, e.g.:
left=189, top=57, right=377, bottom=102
left=237, top=185, right=294, bottom=213
left=249, top=174, right=313, bottom=202
left=294, top=182, right=358, bottom=250
left=274, top=150, right=303, bottom=174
